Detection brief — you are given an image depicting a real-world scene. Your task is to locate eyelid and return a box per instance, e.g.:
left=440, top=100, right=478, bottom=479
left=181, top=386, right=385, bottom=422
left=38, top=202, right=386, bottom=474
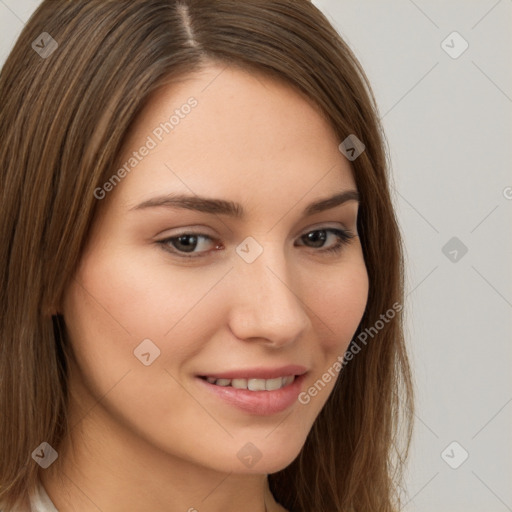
left=153, top=225, right=216, bottom=239
left=297, top=220, right=352, bottom=235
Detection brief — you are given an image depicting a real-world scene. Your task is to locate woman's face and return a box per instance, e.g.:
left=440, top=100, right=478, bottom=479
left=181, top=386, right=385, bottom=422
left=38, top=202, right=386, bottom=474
left=61, top=63, right=369, bottom=475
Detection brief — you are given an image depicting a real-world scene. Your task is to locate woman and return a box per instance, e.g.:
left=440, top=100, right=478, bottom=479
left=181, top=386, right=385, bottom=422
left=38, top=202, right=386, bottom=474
left=0, top=1, right=413, bottom=511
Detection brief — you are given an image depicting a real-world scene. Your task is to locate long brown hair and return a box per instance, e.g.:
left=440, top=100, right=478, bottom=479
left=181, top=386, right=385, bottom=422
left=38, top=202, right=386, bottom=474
left=0, top=1, right=413, bottom=510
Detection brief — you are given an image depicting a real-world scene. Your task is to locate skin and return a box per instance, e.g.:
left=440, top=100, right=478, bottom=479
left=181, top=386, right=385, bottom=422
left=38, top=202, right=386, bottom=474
left=42, top=63, right=369, bottom=512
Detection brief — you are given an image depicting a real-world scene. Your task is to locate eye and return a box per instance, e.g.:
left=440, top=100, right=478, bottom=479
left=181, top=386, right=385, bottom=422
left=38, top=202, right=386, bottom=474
left=295, top=228, right=355, bottom=254
left=157, top=227, right=355, bottom=259
left=158, top=232, right=221, bottom=257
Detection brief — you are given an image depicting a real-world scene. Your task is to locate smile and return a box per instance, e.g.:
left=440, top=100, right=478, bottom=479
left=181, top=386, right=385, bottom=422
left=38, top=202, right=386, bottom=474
left=196, top=369, right=307, bottom=415
left=199, top=375, right=296, bottom=391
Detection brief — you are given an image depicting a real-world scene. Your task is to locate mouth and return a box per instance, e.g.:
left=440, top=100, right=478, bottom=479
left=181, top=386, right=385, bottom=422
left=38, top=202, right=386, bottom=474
left=198, top=374, right=296, bottom=391
left=195, top=366, right=308, bottom=415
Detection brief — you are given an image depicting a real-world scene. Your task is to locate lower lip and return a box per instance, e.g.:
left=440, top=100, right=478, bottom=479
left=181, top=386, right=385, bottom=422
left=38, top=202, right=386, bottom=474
left=196, top=374, right=306, bottom=415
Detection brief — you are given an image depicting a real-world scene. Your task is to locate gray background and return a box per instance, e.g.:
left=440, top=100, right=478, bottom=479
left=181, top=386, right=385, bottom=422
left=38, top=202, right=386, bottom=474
left=1, top=1, right=511, bottom=510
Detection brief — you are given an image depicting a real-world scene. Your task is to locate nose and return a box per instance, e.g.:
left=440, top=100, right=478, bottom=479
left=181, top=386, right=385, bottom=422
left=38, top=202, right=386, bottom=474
left=227, top=246, right=311, bottom=348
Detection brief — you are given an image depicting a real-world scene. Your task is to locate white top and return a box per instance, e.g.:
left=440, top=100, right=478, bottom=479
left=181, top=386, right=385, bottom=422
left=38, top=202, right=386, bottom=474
left=30, top=482, right=58, bottom=512
left=0, top=482, right=58, bottom=512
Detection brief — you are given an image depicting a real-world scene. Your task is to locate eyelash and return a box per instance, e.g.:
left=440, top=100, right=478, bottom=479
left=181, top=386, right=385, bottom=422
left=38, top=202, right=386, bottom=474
left=157, top=228, right=355, bottom=259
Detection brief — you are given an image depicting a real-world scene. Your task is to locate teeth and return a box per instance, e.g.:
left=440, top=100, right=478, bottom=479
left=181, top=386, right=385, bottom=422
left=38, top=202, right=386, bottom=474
left=265, top=377, right=283, bottom=391
left=282, top=375, right=294, bottom=386
left=204, top=375, right=296, bottom=391
left=231, top=378, right=247, bottom=389
left=248, top=378, right=266, bottom=391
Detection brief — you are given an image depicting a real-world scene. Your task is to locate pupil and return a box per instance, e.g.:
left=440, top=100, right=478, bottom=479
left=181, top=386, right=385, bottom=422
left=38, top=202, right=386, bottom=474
left=306, top=230, right=326, bottom=248
left=176, top=235, right=197, bottom=252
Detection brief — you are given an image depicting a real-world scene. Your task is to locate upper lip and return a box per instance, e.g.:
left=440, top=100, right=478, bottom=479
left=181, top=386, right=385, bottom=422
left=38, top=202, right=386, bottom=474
left=197, top=364, right=308, bottom=380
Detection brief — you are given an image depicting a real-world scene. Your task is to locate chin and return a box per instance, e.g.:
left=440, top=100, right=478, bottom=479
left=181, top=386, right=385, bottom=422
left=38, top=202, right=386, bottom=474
left=223, top=431, right=308, bottom=475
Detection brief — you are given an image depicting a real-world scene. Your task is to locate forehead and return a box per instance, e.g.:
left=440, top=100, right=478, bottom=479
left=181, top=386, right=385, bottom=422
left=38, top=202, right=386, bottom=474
left=111, top=63, right=355, bottom=212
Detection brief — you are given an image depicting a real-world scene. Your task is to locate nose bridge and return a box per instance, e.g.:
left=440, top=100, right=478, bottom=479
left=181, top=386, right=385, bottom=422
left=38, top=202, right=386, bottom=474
left=229, top=241, right=310, bottom=345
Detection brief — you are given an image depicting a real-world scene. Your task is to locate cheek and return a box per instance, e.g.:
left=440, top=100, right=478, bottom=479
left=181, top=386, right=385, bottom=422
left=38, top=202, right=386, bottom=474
left=61, top=256, right=223, bottom=446
left=293, top=256, right=368, bottom=416
left=68, top=245, right=222, bottom=340
left=307, top=255, right=369, bottom=355
left=61, top=247, right=232, bottom=394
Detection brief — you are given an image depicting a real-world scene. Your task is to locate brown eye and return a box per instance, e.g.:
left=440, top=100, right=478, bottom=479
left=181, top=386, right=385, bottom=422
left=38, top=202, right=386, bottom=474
left=296, top=228, right=354, bottom=254
left=158, top=233, right=219, bottom=257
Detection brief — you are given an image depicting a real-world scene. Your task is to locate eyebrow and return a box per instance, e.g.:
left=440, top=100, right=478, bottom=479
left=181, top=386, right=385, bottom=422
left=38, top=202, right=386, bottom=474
left=129, top=189, right=359, bottom=218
